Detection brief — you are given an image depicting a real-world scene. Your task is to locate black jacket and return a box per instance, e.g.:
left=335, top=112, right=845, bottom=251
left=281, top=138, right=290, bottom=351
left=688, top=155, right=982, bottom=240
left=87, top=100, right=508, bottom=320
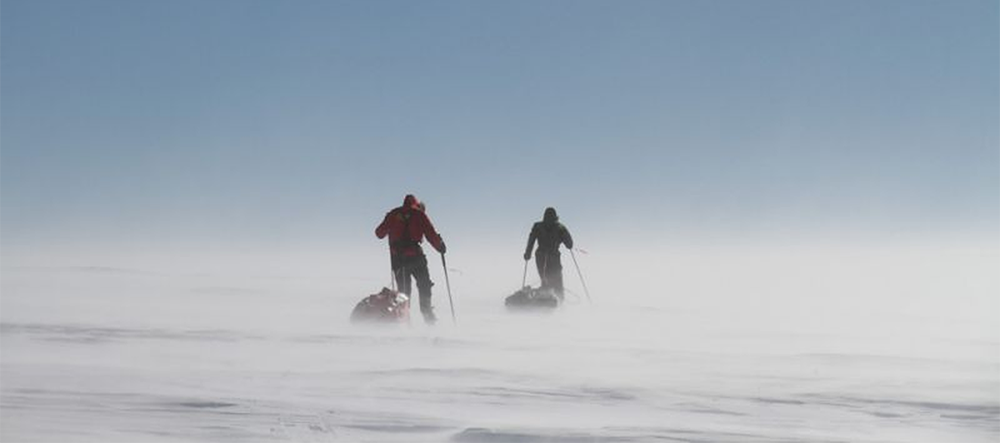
left=525, top=221, right=573, bottom=256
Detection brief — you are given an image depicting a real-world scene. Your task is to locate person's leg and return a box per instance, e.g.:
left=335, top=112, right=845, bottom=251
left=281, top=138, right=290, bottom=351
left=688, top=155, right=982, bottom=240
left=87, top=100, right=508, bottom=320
left=394, top=265, right=411, bottom=296
left=550, top=270, right=565, bottom=299
left=412, top=257, right=436, bottom=324
left=535, top=252, right=548, bottom=289
left=547, top=254, right=564, bottom=299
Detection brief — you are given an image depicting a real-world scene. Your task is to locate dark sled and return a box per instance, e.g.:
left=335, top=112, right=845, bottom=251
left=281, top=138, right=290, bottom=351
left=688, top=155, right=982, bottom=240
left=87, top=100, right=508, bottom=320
left=351, top=287, right=410, bottom=323
left=505, top=286, right=560, bottom=310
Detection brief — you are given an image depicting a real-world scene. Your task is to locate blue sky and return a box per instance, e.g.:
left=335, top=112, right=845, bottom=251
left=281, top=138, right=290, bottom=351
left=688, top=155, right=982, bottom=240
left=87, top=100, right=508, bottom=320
left=2, top=0, right=997, bottom=250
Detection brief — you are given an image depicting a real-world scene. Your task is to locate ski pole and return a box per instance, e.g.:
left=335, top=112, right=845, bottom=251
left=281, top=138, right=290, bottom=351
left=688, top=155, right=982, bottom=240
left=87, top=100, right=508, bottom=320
left=569, top=249, right=592, bottom=303
left=440, top=253, right=457, bottom=325
left=521, top=258, right=529, bottom=288
left=388, top=239, right=396, bottom=291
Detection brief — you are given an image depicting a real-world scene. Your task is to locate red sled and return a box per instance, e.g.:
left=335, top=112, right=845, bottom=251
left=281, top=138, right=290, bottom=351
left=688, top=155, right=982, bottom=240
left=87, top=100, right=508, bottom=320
left=350, top=287, right=410, bottom=323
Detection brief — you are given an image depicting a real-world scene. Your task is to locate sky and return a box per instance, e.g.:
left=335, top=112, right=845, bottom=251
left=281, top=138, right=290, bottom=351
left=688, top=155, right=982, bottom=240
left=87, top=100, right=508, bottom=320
left=2, top=0, right=998, bottom=255
left=1, top=7, right=997, bottom=442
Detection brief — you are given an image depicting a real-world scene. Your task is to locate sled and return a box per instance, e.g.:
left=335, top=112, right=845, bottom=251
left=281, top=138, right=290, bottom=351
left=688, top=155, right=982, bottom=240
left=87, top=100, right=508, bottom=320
left=505, top=286, right=560, bottom=310
left=351, top=287, right=410, bottom=323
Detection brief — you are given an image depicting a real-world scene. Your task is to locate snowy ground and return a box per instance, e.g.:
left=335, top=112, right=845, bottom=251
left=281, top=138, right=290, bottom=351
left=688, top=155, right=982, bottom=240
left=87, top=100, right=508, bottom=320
left=1, top=246, right=998, bottom=442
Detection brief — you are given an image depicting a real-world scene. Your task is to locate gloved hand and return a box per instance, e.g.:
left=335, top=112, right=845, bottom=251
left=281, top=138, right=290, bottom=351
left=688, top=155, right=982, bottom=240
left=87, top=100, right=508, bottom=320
left=523, top=251, right=531, bottom=261
left=439, top=242, right=447, bottom=254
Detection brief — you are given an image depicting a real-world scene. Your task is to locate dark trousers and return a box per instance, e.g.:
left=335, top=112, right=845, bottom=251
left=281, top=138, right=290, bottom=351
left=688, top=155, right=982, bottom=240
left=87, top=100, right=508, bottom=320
left=535, top=251, right=564, bottom=297
left=393, top=254, right=435, bottom=322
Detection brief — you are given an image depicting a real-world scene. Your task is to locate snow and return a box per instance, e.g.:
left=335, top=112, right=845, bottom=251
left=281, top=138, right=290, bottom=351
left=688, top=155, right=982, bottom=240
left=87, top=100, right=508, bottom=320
left=2, top=243, right=997, bottom=442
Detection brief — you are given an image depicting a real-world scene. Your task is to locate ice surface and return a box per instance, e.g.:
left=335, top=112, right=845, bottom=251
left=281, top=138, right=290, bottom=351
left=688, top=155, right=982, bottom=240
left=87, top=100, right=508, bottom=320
left=1, top=245, right=997, bottom=442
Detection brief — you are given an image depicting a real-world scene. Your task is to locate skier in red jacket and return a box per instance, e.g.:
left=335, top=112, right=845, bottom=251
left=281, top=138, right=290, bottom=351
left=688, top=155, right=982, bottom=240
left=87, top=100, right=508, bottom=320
left=376, top=194, right=446, bottom=324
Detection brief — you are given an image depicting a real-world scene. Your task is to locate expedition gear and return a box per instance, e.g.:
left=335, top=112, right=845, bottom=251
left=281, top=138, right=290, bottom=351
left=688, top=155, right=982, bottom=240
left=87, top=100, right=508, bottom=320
left=505, top=286, right=559, bottom=310
left=351, top=287, right=410, bottom=323
left=376, top=195, right=445, bottom=259
left=524, top=207, right=573, bottom=297
left=376, top=194, right=446, bottom=324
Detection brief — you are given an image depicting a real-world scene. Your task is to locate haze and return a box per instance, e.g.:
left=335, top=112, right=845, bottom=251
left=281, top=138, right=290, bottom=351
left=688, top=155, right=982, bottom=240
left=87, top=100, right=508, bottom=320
left=2, top=1, right=997, bottom=441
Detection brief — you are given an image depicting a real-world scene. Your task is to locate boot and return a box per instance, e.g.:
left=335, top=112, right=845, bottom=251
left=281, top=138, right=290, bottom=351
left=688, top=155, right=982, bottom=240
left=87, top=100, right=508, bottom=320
left=419, top=297, right=437, bottom=325
left=422, top=310, right=437, bottom=325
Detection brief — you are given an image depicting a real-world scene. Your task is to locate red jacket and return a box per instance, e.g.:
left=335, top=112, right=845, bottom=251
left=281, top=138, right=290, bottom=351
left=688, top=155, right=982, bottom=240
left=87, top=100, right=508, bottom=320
left=376, top=196, right=445, bottom=257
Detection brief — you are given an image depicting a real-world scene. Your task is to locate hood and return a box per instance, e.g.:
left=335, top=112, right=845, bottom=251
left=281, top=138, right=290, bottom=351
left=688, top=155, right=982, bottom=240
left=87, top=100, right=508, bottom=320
left=402, top=194, right=421, bottom=210
left=543, top=207, right=558, bottom=223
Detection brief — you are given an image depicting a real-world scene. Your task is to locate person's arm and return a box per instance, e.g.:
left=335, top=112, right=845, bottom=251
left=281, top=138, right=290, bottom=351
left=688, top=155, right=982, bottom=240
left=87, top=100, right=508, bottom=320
left=375, top=212, right=392, bottom=239
left=524, top=225, right=537, bottom=260
left=419, top=212, right=446, bottom=253
left=561, top=225, right=574, bottom=250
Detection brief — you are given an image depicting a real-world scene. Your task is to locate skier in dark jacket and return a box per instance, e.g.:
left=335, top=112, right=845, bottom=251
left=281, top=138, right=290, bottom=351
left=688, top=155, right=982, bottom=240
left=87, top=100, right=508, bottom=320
left=376, top=194, right=446, bottom=324
left=524, top=207, right=573, bottom=298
